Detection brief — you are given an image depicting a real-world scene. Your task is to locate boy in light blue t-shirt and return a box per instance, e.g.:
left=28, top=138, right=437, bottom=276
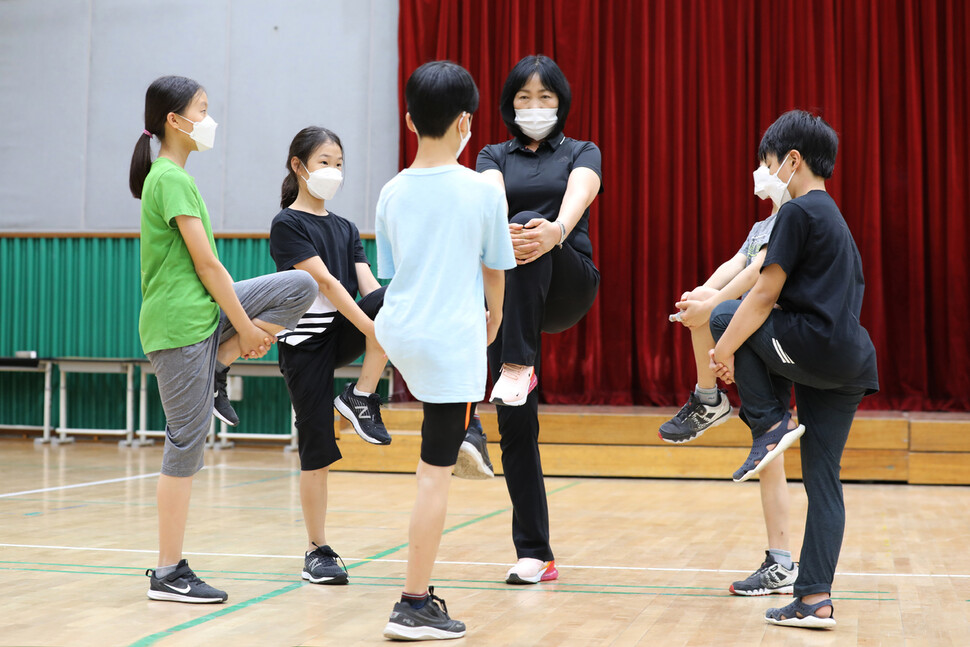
left=376, top=61, right=515, bottom=641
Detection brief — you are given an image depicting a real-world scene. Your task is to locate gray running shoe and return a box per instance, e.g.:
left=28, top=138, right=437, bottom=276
left=302, top=543, right=349, bottom=585
left=730, top=551, right=797, bottom=596
left=383, top=587, right=466, bottom=641
left=659, top=390, right=731, bottom=443
left=146, top=559, right=228, bottom=603
left=454, top=415, right=494, bottom=479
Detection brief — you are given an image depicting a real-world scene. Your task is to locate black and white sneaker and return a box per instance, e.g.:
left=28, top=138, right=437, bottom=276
left=730, top=551, right=798, bottom=596
left=213, top=368, right=239, bottom=427
left=383, top=587, right=466, bottom=641
left=658, top=390, right=731, bottom=443
left=302, top=543, right=349, bottom=585
left=146, top=559, right=228, bottom=603
left=334, top=383, right=391, bottom=445
left=453, top=415, right=494, bottom=479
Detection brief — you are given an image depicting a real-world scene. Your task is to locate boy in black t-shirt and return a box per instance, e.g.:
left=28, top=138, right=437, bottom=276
left=709, top=110, right=878, bottom=629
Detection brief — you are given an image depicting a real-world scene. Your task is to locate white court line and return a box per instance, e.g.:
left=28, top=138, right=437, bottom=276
left=0, top=473, right=161, bottom=499
left=1, top=543, right=967, bottom=579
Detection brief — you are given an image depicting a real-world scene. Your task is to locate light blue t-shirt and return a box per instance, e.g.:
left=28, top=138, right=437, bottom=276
left=374, top=166, right=516, bottom=403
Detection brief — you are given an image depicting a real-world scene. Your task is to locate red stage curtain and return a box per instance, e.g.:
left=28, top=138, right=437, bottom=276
left=398, top=0, right=970, bottom=411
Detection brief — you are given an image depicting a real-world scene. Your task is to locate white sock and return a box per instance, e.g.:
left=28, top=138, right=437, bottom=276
left=154, top=563, right=179, bottom=577
left=694, top=384, right=719, bottom=406
left=768, top=549, right=793, bottom=570
left=353, top=386, right=372, bottom=397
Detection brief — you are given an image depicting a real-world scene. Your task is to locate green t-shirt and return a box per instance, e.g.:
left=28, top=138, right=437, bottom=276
left=139, top=157, right=220, bottom=354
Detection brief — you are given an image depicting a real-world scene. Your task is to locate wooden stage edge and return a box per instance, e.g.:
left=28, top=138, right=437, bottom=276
left=4, top=405, right=968, bottom=485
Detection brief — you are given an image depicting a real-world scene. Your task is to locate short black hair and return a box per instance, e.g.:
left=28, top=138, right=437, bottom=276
left=405, top=61, right=479, bottom=138
left=499, top=55, right=571, bottom=144
left=758, top=110, right=839, bottom=179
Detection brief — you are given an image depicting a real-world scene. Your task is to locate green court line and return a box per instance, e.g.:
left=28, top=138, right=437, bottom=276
left=128, top=582, right=303, bottom=647
left=0, top=561, right=896, bottom=595
left=0, top=565, right=896, bottom=602
left=221, top=471, right=300, bottom=488
left=123, top=479, right=584, bottom=646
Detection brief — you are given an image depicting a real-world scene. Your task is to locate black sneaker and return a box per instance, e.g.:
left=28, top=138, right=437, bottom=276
left=302, top=543, right=349, bottom=585
left=453, top=415, right=494, bottom=479
left=146, top=559, right=228, bottom=603
left=730, top=551, right=798, bottom=596
left=334, top=383, right=391, bottom=445
left=383, top=587, right=466, bottom=641
left=658, top=390, right=731, bottom=443
left=212, top=368, right=239, bottom=427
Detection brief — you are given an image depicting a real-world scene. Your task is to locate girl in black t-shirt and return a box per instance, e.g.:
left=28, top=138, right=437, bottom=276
left=269, top=126, right=389, bottom=585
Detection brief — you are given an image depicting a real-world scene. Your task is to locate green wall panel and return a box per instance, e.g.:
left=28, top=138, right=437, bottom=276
left=0, top=236, right=383, bottom=434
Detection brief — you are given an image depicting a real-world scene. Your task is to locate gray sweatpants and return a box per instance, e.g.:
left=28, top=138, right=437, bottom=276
left=148, top=271, right=317, bottom=477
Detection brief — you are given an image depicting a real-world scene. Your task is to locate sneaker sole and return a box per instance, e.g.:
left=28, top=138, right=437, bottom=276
left=489, top=394, right=528, bottom=406
left=333, top=397, right=390, bottom=445
left=659, top=409, right=732, bottom=444
left=735, top=424, right=805, bottom=483
left=765, top=614, right=836, bottom=629
left=147, top=590, right=226, bottom=603
left=382, top=622, right=466, bottom=640
left=212, top=406, right=239, bottom=427
left=302, top=570, right=349, bottom=585
left=505, top=565, right=558, bottom=585
left=730, top=584, right=794, bottom=596
left=453, top=442, right=494, bottom=479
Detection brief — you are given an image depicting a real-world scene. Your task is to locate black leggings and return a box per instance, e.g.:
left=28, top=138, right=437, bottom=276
left=488, top=210, right=600, bottom=560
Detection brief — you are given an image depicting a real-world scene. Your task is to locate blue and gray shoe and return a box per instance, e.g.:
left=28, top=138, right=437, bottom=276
left=302, top=543, right=349, bottom=585
left=146, top=559, right=227, bottom=603
left=730, top=551, right=797, bottom=596
left=383, top=587, right=466, bottom=641
left=734, top=413, right=804, bottom=482
left=659, top=390, right=731, bottom=443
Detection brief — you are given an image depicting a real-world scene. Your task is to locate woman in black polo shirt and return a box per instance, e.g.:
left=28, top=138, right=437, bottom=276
left=476, top=55, right=603, bottom=584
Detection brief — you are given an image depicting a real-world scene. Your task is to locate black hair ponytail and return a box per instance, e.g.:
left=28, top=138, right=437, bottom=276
left=281, top=126, right=344, bottom=208
left=129, top=75, right=203, bottom=199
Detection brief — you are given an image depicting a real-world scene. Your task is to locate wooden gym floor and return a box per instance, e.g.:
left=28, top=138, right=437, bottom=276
left=1, top=439, right=968, bottom=646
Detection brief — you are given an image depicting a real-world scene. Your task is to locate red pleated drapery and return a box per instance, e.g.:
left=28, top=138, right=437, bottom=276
left=397, top=0, right=970, bottom=411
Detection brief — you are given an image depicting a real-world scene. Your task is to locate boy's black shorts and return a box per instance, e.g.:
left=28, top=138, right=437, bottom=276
left=421, top=401, right=475, bottom=467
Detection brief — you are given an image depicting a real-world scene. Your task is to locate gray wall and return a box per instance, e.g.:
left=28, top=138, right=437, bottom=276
left=0, top=0, right=399, bottom=233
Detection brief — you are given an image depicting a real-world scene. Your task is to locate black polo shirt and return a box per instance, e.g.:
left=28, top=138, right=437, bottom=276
left=476, top=135, right=603, bottom=259
left=763, top=190, right=879, bottom=393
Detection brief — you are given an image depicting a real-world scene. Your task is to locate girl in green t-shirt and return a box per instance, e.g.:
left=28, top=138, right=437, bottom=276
left=129, top=75, right=317, bottom=604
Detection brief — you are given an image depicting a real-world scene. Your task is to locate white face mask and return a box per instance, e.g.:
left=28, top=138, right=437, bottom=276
left=514, top=108, right=558, bottom=141
left=176, top=114, right=218, bottom=152
left=301, top=163, right=343, bottom=201
left=456, top=112, right=472, bottom=159
left=753, top=155, right=794, bottom=208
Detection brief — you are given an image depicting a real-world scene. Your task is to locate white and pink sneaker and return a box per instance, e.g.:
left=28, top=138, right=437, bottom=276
left=505, top=558, right=558, bottom=585
left=489, top=364, right=537, bottom=406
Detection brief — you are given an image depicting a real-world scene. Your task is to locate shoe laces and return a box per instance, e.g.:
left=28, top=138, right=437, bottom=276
left=675, top=393, right=702, bottom=420
left=501, top=364, right=527, bottom=381
left=427, top=586, right=448, bottom=615
left=310, top=542, right=348, bottom=573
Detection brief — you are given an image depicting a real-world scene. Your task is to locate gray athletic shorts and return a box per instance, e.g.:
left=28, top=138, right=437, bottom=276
left=147, top=271, right=317, bottom=477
